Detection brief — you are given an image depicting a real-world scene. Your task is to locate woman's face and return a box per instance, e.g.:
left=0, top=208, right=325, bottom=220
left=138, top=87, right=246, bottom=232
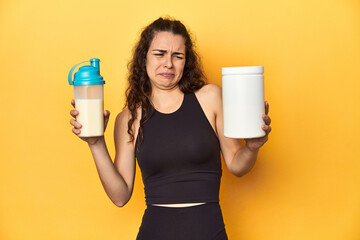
left=146, top=31, right=186, bottom=90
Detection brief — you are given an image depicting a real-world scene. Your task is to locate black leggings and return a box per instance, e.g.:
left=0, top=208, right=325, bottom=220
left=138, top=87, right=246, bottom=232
left=136, top=202, right=228, bottom=240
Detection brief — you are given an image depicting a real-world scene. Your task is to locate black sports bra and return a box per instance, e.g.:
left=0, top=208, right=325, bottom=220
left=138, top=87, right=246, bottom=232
left=135, top=92, right=222, bottom=205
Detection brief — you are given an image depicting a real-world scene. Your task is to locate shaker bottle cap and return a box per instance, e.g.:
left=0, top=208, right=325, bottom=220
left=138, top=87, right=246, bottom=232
left=68, top=58, right=105, bottom=85
left=222, top=66, right=264, bottom=75
left=73, top=66, right=104, bottom=85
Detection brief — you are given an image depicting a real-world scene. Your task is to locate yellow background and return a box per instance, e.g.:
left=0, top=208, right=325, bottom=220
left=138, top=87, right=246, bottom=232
left=1, top=0, right=359, bottom=239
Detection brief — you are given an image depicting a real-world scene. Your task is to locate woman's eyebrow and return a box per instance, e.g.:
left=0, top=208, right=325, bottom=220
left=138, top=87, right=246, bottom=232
left=152, top=49, right=167, bottom=53
left=173, top=52, right=185, bottom=56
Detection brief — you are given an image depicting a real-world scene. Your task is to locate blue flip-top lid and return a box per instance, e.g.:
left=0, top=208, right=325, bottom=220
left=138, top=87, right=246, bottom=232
left=68, top=58, right=105, bottom=85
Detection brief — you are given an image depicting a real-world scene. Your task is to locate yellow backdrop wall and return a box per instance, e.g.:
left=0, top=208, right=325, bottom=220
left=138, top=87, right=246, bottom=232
left=0, top=0, right=359, bottom=239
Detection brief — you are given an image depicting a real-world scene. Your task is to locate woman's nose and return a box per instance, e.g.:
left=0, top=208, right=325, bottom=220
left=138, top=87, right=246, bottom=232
left=164, top=55, right=173, bottom=68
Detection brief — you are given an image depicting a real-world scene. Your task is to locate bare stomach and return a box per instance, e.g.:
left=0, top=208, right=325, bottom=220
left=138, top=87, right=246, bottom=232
left=151, top=202, right=206, bottom=208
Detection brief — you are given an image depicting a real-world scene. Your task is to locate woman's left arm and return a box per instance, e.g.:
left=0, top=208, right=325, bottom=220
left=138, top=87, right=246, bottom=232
left=210, top=84, right=272, bottom=177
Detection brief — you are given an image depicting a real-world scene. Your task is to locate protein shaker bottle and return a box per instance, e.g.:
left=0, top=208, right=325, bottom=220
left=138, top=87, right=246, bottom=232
left=222, top=66, right=265, bottom=139
left=68, top=58, right=105, bottom=137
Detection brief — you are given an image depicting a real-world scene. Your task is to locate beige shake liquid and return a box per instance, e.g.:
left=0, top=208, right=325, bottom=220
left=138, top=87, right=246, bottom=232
left=75, top=99, right=104, bottom=137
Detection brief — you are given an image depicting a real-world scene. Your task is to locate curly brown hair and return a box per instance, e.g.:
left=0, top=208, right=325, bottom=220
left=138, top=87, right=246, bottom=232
left=125, top=17, right=207, bottom=144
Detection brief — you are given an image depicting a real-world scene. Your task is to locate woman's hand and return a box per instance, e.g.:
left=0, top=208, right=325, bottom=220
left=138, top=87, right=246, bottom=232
left=69, top=99, right=110, bottom=145
left=244, top=101, right=272, bottom=152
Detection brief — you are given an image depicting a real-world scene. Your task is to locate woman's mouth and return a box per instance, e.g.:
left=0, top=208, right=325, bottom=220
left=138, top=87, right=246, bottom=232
left=159, top=73, right=175, bottom=78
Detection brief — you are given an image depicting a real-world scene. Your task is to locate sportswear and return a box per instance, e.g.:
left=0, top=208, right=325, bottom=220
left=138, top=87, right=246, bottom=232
left=135, top=92, right=222, bottom=205
left=136, top=202, right=228, bottom=240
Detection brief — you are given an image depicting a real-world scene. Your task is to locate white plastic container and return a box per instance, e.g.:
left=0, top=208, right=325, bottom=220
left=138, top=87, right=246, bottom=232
left=222, top=66, right=265, bottom=139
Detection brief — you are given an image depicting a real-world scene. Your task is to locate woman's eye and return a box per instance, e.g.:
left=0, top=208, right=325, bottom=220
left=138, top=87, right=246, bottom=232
left=153, top=53, right=183, bottom=59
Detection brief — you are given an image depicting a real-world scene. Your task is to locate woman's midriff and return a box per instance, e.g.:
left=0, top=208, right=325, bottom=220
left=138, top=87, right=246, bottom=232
left=151, top=202, right=206, bottom=208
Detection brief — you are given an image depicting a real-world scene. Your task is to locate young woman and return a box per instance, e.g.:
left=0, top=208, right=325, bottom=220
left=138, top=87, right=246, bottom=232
left=70, top=17, right=272, bottom=240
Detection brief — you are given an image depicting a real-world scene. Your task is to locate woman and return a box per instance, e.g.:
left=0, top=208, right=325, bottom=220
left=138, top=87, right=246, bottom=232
left=70, top=17, right=272, bottom=239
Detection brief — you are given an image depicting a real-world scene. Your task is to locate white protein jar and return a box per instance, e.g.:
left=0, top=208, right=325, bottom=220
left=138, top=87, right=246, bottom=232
left=222, top=66, right=265, bottom=139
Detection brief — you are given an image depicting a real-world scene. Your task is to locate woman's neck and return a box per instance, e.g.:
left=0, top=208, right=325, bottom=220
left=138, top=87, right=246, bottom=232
left=150, top=86, right=184, bottom=113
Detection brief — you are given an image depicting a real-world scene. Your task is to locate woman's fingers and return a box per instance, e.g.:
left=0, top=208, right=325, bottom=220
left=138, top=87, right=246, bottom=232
left=70, top=119, right=82, bottom=128
left=262, top=113, right=271, bottom=124
left=262, top=114, right=271, bottom=125
left=72, top=128, right=81, bottom=135
left=70, top=119, right=82, bottom=135
left=70, top=110, right=79, bottom=118
left=261, top=106, right=272, bottom=136
left=104, top=110, right=110, bottom=129
left=262, top=125, right=272, bottom=134
left=70, top=100, right=78, bottom=118
left=70, top=118, right=81, bottom=135
left=70, top=99, right=82, bottom=136
left=265, top=101, right=269, bottom=115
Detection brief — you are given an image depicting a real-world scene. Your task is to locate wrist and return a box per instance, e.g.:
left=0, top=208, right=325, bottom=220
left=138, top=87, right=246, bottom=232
left=87, top=136, right=105, bottom=147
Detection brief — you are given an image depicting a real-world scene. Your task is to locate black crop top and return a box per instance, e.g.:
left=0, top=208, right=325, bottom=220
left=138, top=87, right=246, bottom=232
left=135, top=92, right=222, bottom=205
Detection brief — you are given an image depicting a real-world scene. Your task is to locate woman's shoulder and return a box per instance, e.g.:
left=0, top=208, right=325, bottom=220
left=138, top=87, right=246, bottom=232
left=194, top=83, right=222, bottom=116
left=115, top=106, right=142, bottom=129
left=195, top=83, right=222, bottom=101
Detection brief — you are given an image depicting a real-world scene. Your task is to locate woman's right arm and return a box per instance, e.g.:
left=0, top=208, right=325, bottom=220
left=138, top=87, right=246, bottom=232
left=88, top=108, right=137, bottom=205
left=70, top=100, right=137, bottom=207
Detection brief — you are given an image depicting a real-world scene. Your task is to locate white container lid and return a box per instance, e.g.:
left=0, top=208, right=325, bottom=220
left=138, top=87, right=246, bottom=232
left=222, top=66, right=264, bottom=75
